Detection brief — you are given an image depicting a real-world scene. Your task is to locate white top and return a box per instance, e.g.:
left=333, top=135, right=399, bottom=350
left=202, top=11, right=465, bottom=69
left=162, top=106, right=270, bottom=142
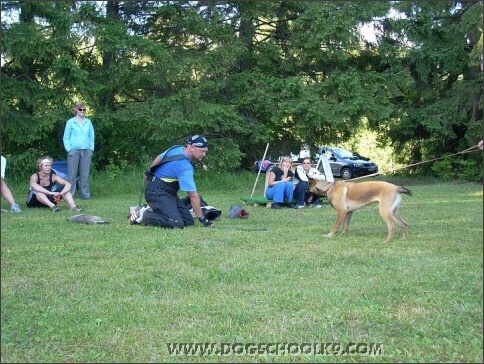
left=293, top=165, right=325, bottom=188
left=298, top=149, right=311, bottom=159
left=1, top=155, right=6, bottom=179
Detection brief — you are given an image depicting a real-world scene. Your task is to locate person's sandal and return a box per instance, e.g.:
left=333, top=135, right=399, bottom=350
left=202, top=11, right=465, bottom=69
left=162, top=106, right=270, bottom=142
left=71, top=206, right=83, bottom=212
left=51, top=206, right=61, bottom=212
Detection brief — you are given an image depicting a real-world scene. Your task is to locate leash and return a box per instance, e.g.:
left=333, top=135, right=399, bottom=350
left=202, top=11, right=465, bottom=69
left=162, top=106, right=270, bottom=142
left=351, top=144, right=482, bottom=181
left=212, top=226, right=268, bottom=232
left=138, top=176, right=146, bottom=205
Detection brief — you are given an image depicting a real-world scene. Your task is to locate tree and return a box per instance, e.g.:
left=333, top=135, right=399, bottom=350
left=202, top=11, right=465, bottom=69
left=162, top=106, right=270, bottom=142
left=1, top=1, right=482, bottom=180
left=376, top=1, right=483, bottom=177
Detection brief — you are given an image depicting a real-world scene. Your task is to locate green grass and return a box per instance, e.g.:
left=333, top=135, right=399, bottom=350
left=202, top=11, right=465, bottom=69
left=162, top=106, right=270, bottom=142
left=1, top=171, right=482, bottom=362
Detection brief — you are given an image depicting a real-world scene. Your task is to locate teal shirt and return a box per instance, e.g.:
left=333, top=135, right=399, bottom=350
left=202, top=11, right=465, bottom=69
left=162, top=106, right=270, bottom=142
left=63, top=116, right=95, bottom=152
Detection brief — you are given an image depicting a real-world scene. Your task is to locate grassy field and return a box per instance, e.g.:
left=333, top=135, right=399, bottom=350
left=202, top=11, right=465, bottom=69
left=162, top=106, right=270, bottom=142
left=1, top=170, right=482, bottom=363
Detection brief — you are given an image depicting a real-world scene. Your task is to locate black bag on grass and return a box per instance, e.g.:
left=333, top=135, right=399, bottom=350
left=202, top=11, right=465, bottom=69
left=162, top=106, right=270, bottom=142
left=180, top=196, right=222, bottom=221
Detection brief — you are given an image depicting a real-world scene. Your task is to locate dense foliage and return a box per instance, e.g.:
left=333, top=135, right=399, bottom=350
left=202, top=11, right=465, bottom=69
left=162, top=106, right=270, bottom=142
left=1, top=1, right=482, bottom=180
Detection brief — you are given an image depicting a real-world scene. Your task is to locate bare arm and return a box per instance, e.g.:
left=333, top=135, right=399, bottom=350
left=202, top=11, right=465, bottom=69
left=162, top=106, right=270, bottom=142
left=188, top=191, right=204, bottom=218
left=282, top=165, right=292, bottom=180
left=268, top=169, right=291, bottom=186
left=188, top=191, right=213, bottom=227
left=150, top=155, right=162, bottom=168
left=29, top=174, right=53, bottom=194
left=52, top=174, right=72, bottom=194
left=267, top=171, right=277, bottom=186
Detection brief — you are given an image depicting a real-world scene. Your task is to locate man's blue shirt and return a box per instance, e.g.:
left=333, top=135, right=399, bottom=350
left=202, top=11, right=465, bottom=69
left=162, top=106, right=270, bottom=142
left=153, top=146, right=197, bottom=192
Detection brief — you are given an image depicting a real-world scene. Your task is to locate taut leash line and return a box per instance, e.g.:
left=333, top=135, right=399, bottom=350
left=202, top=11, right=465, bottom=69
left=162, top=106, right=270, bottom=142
left=351, top=144, right=482, bottom=181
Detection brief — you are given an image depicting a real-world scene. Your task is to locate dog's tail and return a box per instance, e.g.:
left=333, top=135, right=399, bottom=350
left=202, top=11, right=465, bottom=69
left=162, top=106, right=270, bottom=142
left=398, top=186, right=412, bottom=196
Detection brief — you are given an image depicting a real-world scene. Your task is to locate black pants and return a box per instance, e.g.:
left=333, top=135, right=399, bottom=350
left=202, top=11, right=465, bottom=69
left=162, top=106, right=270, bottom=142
left=143, top=178, right=194, bottom=229
left=293, top=180, right=321, bottom=206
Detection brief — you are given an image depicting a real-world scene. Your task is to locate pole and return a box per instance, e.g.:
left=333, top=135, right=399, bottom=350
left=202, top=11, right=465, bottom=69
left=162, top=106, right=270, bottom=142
left=250, top=143, right=269, bottom=197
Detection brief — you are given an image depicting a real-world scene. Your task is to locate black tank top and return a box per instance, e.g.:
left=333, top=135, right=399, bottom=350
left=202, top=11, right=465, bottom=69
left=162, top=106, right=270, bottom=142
left=36, top=172, right=55, bottom=191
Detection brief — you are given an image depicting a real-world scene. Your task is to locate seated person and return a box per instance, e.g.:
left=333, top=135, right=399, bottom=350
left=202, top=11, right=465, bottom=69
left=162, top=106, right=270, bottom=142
left=293, top=157, right=326, bottom=209
left=1, top=155, right=22, bottom=213
left=298, top=144, right=311, bottom=163
left=26, top=156, right=82, bottom=212
left=265, top=155, right=294, bottom=209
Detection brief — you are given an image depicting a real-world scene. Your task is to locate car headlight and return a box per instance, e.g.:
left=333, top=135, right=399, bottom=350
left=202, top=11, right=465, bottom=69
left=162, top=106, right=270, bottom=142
left=353, top=163, right=363, bottom=167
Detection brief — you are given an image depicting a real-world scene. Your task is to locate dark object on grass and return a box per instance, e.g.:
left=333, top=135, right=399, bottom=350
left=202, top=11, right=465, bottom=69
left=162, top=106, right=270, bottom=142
left=67, top=214, right=109, bottom=224
left=180, top=196, right=222, bottom=222
left=227, top=205, right=250, bottom=219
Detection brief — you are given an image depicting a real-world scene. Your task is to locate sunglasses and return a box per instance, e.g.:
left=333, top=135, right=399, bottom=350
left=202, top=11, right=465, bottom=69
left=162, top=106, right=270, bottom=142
left=302, top=162, right=311, bottom=164
left=78, top=108, right=86, bottom=112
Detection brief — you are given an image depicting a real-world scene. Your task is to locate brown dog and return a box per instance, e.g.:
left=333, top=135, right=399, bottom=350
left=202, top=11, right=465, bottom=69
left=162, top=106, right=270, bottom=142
left=308, top=178, right=412, bottom=243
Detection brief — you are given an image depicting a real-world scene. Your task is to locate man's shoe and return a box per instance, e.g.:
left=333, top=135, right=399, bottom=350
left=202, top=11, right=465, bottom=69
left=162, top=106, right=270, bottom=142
left=271, top=203, right=282, bottom=209
left=51, top=206, right=61, bottom=212
left=311, top=204, right=322, bottom=208
left=10, top=204, right=22, bottom=213
left=71, top=206, right=83, bottom=212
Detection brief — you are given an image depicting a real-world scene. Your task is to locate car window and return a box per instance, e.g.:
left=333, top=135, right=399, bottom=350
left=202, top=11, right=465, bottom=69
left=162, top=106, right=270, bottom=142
left=333, top=148, right=353, bottom=159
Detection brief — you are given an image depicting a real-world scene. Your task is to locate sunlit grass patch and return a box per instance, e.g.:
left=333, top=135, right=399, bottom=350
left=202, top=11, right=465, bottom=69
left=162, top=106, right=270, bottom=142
left=1, top=172, right=482, bottom=362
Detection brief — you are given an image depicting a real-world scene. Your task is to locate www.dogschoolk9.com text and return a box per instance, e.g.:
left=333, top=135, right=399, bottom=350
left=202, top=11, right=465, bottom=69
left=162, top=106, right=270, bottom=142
left=167, top=342, right=384, bottom=357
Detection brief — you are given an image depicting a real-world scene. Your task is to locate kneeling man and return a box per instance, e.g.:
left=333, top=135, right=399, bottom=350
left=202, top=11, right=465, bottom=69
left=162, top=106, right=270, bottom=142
left=142, top=135, right=213, bottom=228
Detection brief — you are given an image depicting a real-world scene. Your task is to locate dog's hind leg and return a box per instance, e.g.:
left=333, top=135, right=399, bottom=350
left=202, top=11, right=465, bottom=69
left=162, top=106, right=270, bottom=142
left=341, top=211, right=353, bottom=236
left=392, top=209, right=408, bottom=240
left=381, top=213, right=395, bottom=243
left=379, top=195, right=400, bottom=243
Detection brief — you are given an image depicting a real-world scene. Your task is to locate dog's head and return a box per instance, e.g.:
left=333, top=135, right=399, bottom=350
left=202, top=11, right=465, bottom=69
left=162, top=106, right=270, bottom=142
left=307, top=177, right=334, bottom=197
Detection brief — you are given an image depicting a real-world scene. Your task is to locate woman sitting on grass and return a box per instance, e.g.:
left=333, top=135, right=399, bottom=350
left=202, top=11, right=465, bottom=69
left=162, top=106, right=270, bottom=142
left=293, top=157, right=326, bottom=209
left=26, top=156, right=82, bottom=212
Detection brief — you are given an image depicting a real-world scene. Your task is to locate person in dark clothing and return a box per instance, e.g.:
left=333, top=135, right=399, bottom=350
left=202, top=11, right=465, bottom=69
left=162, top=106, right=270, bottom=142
left=293, top=157, right=326, bottom=209
left=141, top=135, right=213, bottom=228
left=26, top=156, right=82, bottom=212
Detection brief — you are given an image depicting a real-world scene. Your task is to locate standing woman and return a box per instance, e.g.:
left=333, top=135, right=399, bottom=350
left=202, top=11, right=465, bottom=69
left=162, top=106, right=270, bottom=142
left=63, top=102, right=95, bottom=199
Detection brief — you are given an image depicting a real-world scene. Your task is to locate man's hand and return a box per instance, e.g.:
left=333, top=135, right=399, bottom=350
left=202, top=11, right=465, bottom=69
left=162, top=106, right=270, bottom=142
left=198, top=216, right=213, bottom=227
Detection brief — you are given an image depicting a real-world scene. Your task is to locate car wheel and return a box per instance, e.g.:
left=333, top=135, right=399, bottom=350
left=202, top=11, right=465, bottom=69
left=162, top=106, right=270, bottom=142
left=340, top=167, right=352, bottom=180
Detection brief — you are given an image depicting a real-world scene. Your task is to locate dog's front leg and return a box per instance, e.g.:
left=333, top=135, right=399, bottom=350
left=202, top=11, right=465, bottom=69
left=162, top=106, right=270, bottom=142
left=326, top=210, right=347, bottom=238
left=341, top=211, right=353, bottom=236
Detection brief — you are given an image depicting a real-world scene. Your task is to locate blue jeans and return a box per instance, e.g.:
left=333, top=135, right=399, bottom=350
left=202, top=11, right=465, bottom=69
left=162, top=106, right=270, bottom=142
left=294, top=181, right=320, bottom=206
left=265, top=181, right=294, bottom=204
left=67, top=149, right=92, bottom=199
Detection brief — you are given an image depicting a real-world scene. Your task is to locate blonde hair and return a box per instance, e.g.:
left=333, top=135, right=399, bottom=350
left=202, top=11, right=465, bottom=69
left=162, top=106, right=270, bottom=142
left=72, top=102, right=86, bottom=115
left=278, top=155, right=293, bottom=168
left=37, top=156, right=53, bottom=171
